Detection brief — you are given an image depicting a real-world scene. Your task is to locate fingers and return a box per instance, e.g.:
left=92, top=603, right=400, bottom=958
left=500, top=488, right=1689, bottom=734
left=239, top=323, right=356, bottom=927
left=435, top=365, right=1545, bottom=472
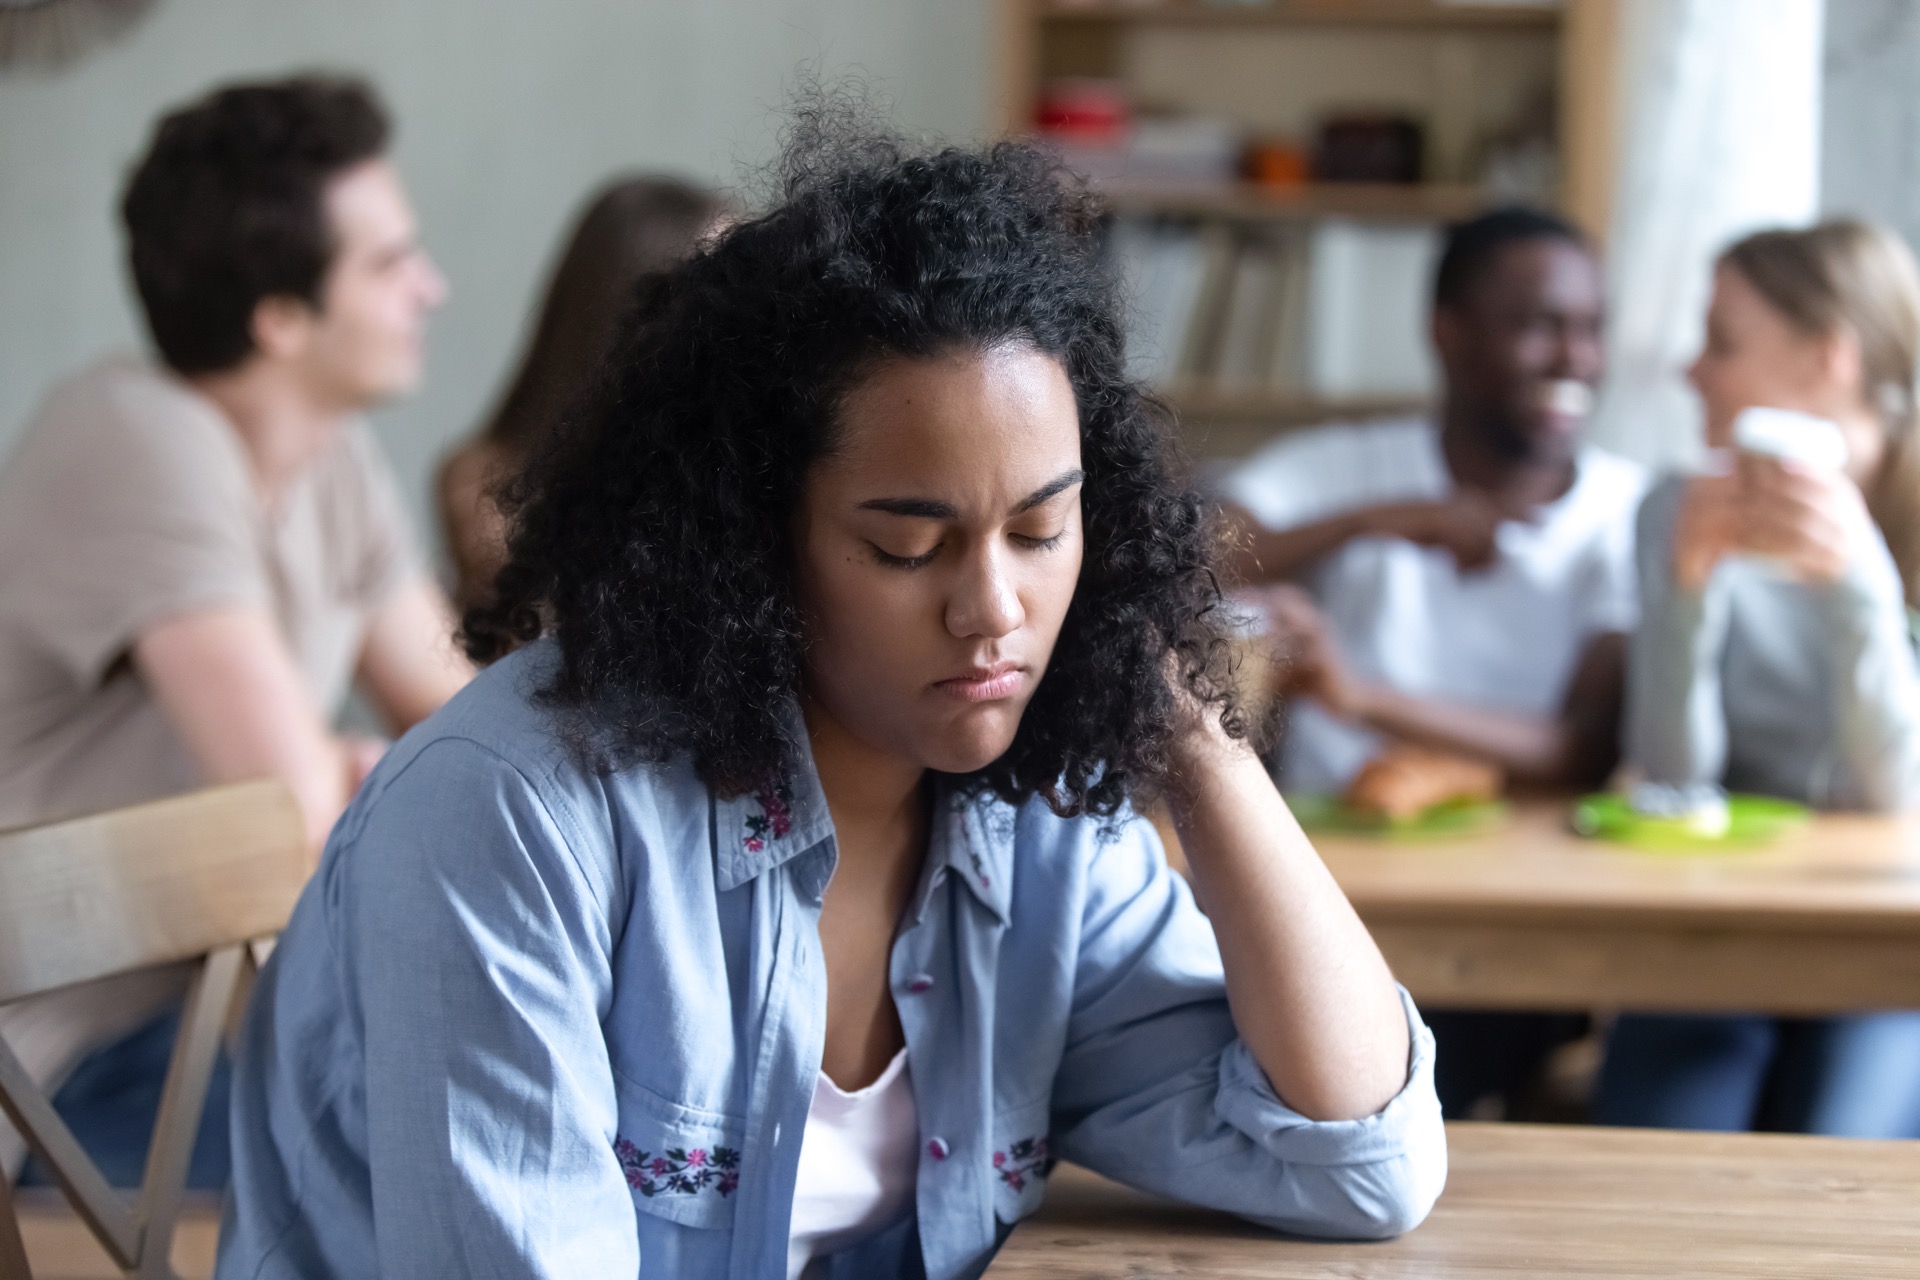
left=1729, top=459, right=1859, bottom=581
left=1672, top=474, right=1742, bottom=590
left=1259, top=584, right=1325, bottom=636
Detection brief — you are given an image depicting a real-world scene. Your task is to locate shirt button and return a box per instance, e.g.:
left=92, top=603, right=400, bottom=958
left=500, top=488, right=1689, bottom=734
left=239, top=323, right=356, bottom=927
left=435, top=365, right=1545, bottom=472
left=905, top=973, right=935, bottom=994
left=926, top=1137, right=950, bottom=1161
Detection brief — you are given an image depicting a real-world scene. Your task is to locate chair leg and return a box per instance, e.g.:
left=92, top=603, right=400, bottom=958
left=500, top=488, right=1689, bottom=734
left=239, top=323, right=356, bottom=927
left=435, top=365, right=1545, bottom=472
left=222, top=944, right=259, bottom=1061
left=133, top=946, right=242, bottom=1280
left=0, top=1037, right=136, bottom=1269
left=0, top=1170, right=33, bottom=1280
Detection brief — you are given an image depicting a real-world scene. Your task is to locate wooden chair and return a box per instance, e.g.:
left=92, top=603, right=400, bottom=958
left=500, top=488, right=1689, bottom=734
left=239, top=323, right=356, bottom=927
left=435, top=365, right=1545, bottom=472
left=0, top=781, right=306, bottom=1280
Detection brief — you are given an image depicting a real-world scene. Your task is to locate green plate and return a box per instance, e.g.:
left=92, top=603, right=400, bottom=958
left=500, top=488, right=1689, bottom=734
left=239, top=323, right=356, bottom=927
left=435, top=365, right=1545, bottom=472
left=1570, top=792, right=1810, bottom=852
left=1287, top=792, right=1508, bottom=839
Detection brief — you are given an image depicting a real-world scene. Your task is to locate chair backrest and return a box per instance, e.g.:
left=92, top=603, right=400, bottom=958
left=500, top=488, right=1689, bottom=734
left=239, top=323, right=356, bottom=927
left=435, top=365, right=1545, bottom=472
left=0, top=780, right=306, bottom=1280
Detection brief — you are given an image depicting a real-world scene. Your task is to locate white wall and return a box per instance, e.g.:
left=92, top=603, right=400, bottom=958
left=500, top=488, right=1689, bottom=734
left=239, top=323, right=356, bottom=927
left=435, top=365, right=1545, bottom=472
left=1823, top=0, right=1920, bottom=244
left=0, top=0, right=989, bottom=552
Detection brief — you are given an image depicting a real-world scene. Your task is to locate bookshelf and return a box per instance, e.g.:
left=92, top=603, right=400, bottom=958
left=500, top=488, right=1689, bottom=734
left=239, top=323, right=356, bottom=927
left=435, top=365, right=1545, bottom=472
left=994, top=0, right=1621, bottom=455
left=1101, top=179, right=1484, bottom=224
left=1034, top=1, right=1563, bottom=32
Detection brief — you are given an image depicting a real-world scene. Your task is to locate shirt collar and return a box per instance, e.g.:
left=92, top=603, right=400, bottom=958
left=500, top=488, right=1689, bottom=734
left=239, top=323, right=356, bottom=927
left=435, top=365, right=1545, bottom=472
left=709, top=701, right=1016, bottom=924
left=914, top=786, right=1015, bottom=927
left=712, top=702, right=836, bottom=892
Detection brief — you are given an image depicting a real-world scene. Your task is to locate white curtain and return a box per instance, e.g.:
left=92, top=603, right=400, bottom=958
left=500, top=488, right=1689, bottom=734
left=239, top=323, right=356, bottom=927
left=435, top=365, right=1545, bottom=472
left=1588, top=0, right=1825, bottom=471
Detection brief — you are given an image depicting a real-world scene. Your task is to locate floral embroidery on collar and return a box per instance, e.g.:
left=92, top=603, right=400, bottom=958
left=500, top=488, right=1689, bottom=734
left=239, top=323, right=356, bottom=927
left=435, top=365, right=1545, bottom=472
left=968, top=799, right=1015, bottom=890
left=743, top=779, right=794, bottom=852
left=614, top=1137, right=741, bottom=1198
left=992, top=1135, right=1051, bottom=1191
left=968, top=843, right=992, bottom=890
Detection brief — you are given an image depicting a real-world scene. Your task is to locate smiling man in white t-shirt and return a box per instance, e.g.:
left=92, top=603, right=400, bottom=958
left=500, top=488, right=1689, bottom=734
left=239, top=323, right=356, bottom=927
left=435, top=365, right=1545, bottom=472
left=1222, top=207, right=1646, bottom=796
left=1219, top=208, right=1646, bottom=1121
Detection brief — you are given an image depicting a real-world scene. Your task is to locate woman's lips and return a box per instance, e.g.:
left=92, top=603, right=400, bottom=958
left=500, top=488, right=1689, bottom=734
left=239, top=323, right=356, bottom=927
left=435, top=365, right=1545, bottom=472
left=934, top=665, right=1026, bottom=702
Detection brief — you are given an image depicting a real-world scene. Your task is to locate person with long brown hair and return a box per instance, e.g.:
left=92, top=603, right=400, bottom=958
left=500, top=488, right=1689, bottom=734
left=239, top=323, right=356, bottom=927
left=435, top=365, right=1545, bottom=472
left=1600, top=219, right=1920, bottom=1136
left=436, top=176, right=729, bottom=608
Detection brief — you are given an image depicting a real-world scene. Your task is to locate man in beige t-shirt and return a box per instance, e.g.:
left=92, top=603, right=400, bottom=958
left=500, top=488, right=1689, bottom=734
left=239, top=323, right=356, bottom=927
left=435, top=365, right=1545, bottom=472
left=0, top=361, right=418, bottom=824
left=0, top=77, right=472, bottom=1181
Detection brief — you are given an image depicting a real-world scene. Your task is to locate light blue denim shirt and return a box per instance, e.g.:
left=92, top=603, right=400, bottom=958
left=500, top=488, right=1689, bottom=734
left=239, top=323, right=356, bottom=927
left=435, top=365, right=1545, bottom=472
left=217, top=641, right=1446, bottom=1280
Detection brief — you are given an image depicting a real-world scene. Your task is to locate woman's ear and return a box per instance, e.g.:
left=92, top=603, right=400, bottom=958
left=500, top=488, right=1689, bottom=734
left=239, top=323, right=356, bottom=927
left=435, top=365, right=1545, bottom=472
left=1818, top=326, right=1866, bottom=406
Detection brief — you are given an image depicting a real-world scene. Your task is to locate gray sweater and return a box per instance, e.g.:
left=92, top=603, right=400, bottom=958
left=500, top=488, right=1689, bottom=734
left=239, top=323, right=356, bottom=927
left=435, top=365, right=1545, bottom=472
left=1627, top=474, right=1920, bottom=811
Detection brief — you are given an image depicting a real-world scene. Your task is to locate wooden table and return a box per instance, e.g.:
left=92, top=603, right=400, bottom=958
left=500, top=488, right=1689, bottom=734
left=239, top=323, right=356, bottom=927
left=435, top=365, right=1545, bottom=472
left=1308, top=803, right=1920, bottom=1013
left=988, top=1122, right=1920, bottom=1278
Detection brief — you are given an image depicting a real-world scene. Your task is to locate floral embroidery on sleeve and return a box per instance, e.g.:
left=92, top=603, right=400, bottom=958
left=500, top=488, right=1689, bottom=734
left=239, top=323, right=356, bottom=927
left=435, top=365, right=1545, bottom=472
left=614, top=1138, right=741, bottom=1198
left=743, top=779, right=794, bottom=852
left=992, top=1136, right=1052, bottom=1192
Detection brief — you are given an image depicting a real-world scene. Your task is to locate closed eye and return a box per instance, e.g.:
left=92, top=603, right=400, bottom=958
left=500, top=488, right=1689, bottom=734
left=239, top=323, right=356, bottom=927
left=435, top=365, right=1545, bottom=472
left=870, top=542, right=940, bottom=569
left=1012, top=530, right=1067, bottom=552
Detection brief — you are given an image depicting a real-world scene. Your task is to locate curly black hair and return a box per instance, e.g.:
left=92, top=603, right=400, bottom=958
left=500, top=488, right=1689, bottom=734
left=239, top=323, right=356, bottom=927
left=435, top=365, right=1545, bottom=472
left=463, top=113, right=1245, bottom=817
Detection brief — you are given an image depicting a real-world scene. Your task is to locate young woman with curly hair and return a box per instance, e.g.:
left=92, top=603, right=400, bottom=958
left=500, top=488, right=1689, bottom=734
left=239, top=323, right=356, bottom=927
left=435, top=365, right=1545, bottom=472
left=218, top=121, right=1444, bottom=1280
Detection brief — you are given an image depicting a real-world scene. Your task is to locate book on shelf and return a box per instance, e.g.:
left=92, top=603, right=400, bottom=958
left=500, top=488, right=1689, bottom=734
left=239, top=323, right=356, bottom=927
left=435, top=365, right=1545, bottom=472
left=1304, top=219, right=1440, bottom=399
left=1110, top=214, right=1438, bottom=414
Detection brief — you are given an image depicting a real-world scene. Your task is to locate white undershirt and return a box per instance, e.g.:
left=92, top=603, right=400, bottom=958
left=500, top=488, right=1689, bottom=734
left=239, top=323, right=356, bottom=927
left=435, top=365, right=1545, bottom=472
left=786, top=1047, right=919, bottom=1280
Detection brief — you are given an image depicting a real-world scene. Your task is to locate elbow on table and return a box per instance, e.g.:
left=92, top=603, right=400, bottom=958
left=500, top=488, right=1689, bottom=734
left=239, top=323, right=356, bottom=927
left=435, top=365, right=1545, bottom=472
left=1246, top=1148, right=1447, bottom=1243
left=1341, top=1150, right=1445, bottom=1240
left=1347, top=1158, right=1444, bottom=1240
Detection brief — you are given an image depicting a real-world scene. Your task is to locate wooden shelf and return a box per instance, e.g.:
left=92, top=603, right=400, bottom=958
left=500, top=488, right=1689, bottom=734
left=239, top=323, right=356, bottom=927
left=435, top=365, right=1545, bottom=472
left=1161, top=390, right=1426, bottom=458
left=1098, top=179, right=1485, bottom=222
left=1165, top=387, right=1425, bottom=422
left=1037, top=1, right=1562, bottom=31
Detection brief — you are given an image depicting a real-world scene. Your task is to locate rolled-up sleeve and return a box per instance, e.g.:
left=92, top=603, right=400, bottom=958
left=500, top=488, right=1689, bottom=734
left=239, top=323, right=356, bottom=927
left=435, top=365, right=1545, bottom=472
left=1048, top=818, right=1446, bottom=1240
left=1212, top=987, right=1444, bottom=1236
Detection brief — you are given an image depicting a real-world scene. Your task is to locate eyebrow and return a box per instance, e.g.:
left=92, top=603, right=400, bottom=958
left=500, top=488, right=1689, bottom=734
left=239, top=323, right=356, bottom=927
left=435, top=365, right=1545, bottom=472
left=858, top=468, right=1086, bottom=520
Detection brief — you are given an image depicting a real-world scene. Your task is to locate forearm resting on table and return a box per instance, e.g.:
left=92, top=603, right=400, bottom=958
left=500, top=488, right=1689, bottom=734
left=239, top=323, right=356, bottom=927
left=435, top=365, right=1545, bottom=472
left=135, top=606, right=362, bottom=853
left=1168, top=731, right=1410, bottom=1121
left=1349, top=684, right=1588, bottom=786
left=1347, top=631, right=1625, bottom=787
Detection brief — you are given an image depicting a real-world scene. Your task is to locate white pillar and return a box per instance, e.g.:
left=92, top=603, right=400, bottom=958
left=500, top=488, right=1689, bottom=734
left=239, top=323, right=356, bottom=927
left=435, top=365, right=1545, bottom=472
left=1589, top=0, right=1825, bottom=470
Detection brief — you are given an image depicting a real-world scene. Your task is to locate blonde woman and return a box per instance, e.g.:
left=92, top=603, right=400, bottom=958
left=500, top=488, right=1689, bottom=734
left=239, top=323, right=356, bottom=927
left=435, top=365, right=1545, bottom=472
left=1600, top=220, right=1920, bottom=1135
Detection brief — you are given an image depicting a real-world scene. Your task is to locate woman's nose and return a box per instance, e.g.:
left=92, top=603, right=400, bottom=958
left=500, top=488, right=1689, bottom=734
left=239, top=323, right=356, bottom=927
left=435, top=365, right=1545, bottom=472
left=946, top=545, right=1024, bottom=639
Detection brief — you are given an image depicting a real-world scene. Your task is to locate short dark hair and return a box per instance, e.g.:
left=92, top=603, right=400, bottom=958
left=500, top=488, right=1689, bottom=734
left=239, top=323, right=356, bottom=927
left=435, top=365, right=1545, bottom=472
left=1433, top=206, right=1588, bottom=311
left=121, top=75, right=390, bottom=375
left=462, top=118, right=1245, bottom=816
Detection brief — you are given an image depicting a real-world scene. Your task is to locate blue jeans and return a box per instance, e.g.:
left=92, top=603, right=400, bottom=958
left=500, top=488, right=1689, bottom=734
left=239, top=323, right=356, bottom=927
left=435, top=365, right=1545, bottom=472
left=18, top=1004, right=231, bottom=1190
left=1425, top=1010, right=1590, bottom=1118
left=1596, top=1013, right=1920, bottom=1136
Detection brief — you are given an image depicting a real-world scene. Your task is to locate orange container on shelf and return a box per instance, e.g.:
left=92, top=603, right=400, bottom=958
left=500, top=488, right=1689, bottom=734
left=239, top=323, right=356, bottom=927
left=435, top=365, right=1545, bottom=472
left=1243, top=138, right=1310, bottom=188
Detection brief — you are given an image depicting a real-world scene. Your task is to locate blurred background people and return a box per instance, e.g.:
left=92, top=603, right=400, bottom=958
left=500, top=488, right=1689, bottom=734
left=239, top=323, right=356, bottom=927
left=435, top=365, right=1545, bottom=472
left=1215, top=210, right=1647, bottom=1121
left=1221, top=208, right=1644, bottom=798
left=1598, top=220, right=1920, bottom=1137
left=0, top=75, right=471, bottom=1187
left=437, top=176, right=728, bottom=609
